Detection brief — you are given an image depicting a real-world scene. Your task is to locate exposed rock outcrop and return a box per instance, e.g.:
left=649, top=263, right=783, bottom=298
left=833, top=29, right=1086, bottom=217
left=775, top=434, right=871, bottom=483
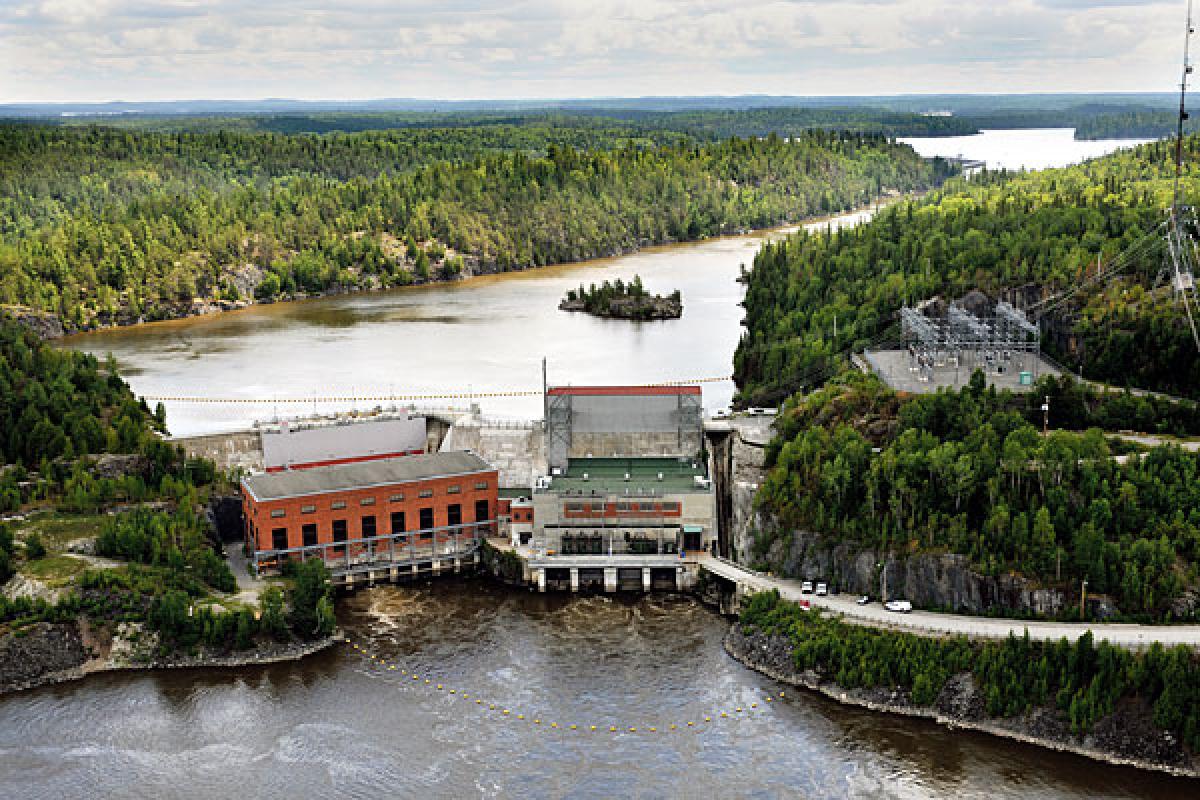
left=0, top=623, right=89, bottom=693
left=0, top=618, right=340, bottom=696
left=88, top=453, right=151, bottom=481
left=0, top=306, right=64, bottom=339
left=756, top=524, right=1071, bottom=617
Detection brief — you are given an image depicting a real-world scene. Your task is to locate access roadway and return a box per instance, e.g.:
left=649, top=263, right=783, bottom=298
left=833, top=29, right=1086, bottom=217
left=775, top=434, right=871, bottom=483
left=696, top=554, right=1200, bottom=650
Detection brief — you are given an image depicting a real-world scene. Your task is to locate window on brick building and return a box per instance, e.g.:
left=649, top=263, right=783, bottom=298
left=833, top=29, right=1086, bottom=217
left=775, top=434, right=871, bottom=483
left=360, top=497, right=376, bottom=506
left=332, top=519, right=347, bottom=544
left=361, top=515, right=376, bottom=538
left=302, top=524, right=317, bottom=547
left=447, top=504, right=462, bottom=527
left=391, top=511, right=406, bottom=534
left=272, top=528, right=288, bottom=550
left=475, top=499, right=490, bottom=523
left=270, top=509, right=285, bottom=518
left=419, top=508, right=434, bottom=530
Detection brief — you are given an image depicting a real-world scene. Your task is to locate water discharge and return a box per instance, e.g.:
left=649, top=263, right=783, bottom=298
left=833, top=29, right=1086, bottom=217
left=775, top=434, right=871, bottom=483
left=0, top=581, right=1189, bottom=799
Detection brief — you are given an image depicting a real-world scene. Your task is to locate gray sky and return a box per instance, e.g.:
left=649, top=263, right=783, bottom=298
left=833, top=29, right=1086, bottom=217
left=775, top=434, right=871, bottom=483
left=0, top=0, right=1187, bottom=102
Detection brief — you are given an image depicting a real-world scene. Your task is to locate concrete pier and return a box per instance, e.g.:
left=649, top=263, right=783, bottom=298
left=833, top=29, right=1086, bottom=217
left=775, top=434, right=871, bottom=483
left=604, top=567, right=617, bottom=592
left=570, top=568, right=580, bottom=592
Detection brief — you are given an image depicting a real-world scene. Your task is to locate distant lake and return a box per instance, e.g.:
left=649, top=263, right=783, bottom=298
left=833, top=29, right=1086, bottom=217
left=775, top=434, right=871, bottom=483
left=899, top=127, right=1154, bottom=171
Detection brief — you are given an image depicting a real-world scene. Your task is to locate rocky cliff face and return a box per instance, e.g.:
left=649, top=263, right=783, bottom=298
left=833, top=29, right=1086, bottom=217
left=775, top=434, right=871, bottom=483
left=1, top=307, right=64, bottom=339
left=756, top=524, right=1070, bottom=617
left=0, top=622, right=89, bottom=693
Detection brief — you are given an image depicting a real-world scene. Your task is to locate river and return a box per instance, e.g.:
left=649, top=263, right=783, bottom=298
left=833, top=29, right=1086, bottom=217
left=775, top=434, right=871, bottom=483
left=0, top=582, right=1191, bottom=799
left=59, top=131, right=1152, bottom=438
left=27, top=128, right=1183, bottom=798
left=59, top=211, right=876, bottom=438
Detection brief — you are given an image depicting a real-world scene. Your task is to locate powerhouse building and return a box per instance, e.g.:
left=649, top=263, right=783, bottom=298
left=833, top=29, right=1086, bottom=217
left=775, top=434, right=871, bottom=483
left=528, top=385, right=715, bottom=591
left=242, top=450, right=498, bottom=578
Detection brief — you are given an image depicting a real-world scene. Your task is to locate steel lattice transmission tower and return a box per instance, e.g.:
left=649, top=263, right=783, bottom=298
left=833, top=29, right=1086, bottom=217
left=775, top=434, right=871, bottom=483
left=1165, top=0, right=1200, bottom=351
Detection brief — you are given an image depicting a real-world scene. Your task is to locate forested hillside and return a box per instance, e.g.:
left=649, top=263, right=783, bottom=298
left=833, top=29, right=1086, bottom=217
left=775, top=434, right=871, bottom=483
left=734, top=138, right=1200, bottom=405
left=755, top=373, right=1200, bottom=621
left=0, top=121, right=952, bottom=330
left=0, top=314, right=333, bottom=655
left=0, top=315, right=181, bottom=510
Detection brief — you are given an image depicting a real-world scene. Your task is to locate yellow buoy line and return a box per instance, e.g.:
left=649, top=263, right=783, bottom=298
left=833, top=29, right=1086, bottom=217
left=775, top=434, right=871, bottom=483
left=140, top=376, right=733, bottom=405
left=346, top=639, right=783, bottom=734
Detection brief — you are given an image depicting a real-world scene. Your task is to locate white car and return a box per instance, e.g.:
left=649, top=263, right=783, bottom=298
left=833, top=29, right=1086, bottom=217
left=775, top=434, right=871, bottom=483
left=856, top=595, right=870, bottom=605
left=815, top=583, right=828, bottom=596
left=800, top=581, right=813, bottom=594
left=884, top=600, right=913, bottom=613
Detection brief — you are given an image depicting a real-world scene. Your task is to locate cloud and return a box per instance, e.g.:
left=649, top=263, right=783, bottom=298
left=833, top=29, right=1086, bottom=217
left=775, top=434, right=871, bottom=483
left=0, top=0, right=1186, bottom=102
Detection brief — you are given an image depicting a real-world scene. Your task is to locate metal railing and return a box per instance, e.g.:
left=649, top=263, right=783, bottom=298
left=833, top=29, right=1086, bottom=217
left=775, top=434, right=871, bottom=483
left=253, top=519, right=496, bottom=577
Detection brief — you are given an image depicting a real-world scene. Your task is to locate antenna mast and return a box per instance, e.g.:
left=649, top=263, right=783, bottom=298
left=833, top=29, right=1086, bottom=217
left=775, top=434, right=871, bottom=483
left=1166, top=0, right=1200, bottom=350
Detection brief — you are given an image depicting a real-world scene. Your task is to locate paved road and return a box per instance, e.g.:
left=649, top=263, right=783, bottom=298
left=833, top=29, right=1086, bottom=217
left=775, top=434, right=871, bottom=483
left=1112, top=433, right=1200, bottom=452
left=696, top=554, right=1200, bottom=650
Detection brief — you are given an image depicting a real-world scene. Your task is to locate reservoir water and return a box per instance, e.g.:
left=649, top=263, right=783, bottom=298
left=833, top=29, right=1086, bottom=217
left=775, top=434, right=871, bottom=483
left=60, top=214, right=868, bottom=437
left=22, top=128, right=1183, bottom=798
left=61, top=130, right=1154, bottom=438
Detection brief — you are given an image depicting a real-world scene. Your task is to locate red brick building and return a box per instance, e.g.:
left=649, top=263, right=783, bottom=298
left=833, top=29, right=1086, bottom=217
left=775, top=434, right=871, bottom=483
left=241, top=451, right=498, bottom=575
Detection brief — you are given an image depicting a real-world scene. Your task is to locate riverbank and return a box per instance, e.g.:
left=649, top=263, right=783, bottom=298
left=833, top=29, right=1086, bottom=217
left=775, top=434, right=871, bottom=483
left=43, top=197, right=905, bottom=341
left=0, top=618, right=340, bottom=697
left=724, top=623, right=1200, bottom=780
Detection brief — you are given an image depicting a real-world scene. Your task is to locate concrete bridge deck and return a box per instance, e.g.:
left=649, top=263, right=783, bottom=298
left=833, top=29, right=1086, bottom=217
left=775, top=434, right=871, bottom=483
left=696, top=554, right=1200, bottom=650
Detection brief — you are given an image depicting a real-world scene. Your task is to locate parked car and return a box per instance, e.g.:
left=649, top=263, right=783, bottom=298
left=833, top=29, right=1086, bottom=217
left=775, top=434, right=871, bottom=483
left=815, top=583, right=828, bottom=597
left=800, top=581, right=813, bottom=594
left=884, top=600, right=913, bottom=613
left=856, top=595, right=870, bottom=605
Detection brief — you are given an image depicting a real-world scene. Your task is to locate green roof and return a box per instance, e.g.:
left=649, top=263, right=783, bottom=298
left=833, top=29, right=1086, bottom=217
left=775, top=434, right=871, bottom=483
left=543, top=457, right=709, bottom=495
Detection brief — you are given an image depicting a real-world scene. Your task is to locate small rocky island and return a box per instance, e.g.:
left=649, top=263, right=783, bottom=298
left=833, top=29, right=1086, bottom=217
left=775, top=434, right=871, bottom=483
left=559, top=275, right=682, bottom=320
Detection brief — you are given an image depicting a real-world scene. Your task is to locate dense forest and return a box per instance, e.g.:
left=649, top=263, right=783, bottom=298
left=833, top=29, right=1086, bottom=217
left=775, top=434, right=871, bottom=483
left=742, top=590, right=1200, bottom=750
left=0, top=315, right=181, bottom=511
left=756, top=372, right=1200, bottom=620
left=1074, top=111, right=1199, bottom=141
left=734, top=137, right=1200, bottom=405
left=0, top=120, right=953, bottom=331
left=47, top=108, right=983, bottom=138
left=0, top=314, right=332, bottom=652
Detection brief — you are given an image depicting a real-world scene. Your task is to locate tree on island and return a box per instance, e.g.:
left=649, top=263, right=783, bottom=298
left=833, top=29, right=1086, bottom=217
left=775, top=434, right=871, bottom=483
left=561, top=274, right=681, bottom=320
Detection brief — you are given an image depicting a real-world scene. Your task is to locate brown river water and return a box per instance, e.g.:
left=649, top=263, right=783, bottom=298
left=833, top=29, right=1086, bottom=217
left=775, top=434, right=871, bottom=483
left=27, top=131, right=1185, bottom=797
left=0, top=581, right=1191, bottom=799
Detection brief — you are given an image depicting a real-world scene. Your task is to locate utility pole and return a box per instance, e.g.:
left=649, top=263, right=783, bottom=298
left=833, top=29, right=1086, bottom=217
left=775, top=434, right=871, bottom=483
left=542, top=356, right=548, bottom=430
left=1080, top=578, right=1089, bottom=621
left=1042, top=395, right=1050, bottom=434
